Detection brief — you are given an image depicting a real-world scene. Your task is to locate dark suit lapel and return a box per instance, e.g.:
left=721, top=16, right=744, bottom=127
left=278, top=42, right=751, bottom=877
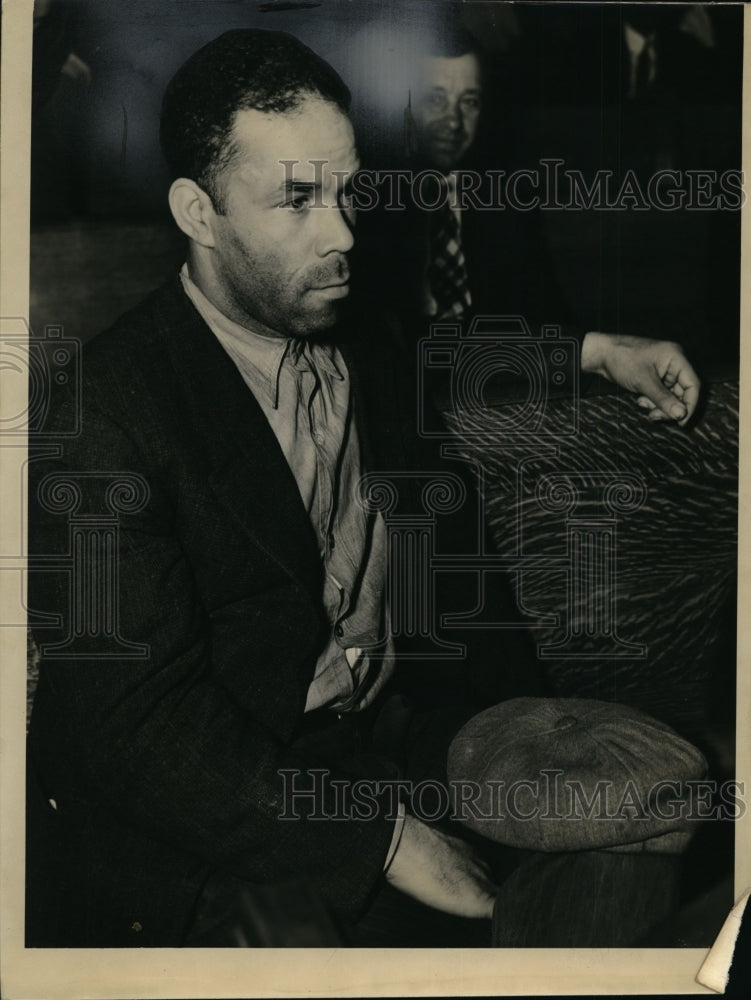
left=153, top=279, right=322, bottom=602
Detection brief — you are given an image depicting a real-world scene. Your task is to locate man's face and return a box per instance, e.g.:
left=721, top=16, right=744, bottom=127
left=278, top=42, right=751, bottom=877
left=207, top=97, right=358, bottom=338
left=413, top=53, right=482, bottom=171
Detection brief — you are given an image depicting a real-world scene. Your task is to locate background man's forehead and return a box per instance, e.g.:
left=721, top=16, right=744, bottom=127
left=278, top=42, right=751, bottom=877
left=421, top=53, right=482, bottom=85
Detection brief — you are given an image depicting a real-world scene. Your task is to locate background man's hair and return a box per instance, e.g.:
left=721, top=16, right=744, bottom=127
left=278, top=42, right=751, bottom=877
left=425, top=22, right=481, bottom=60
left=160, top=29, right=351, bottom=213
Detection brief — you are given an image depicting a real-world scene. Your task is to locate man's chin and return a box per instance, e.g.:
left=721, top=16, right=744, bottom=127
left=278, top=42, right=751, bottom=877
left=290, top=300, right=346, bottom=339
left=428, top=143, right=466, bottom=173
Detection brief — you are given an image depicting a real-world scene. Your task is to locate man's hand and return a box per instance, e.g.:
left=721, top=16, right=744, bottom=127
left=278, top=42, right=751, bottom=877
left=580, top=332, right=701, bottom=426
left=385, top=813, right=496, bottom=919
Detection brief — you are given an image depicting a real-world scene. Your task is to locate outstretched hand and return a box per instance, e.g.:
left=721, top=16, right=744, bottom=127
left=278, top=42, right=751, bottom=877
left=580, top=332, right=701, bottom=426
left=385, top=813, right=497, bottom=919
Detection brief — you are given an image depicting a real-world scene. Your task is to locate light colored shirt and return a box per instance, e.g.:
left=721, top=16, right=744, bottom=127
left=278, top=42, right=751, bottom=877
left=179, top=265, right=396, bottom=714
left=624, top=23, right=657, bottom=99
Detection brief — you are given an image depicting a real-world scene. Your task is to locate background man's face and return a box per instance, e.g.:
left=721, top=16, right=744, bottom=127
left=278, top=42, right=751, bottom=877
left=208, top=97, right=358, bottom=338
left=413, top=52, right=482, bottom=171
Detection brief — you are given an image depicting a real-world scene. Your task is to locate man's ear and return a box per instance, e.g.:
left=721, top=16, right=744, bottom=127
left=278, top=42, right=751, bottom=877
left=168, top=178, right=217, bottom=248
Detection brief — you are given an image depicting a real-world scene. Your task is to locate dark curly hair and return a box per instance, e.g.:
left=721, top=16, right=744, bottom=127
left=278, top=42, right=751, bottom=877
left=160, top=29, right=351, bottom=213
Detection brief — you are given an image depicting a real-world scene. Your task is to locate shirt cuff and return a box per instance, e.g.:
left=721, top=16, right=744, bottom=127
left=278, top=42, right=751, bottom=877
left=383, top=801, right=406, bottom=873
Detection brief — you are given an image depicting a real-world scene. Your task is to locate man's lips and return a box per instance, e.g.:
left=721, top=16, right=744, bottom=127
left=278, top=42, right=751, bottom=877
left=310, top=280, right=350, bottom=298
left=431, top=131, right=466, bottom=147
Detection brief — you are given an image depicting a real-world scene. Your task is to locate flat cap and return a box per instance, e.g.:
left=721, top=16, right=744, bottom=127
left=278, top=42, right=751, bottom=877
left=447, top=697, right=707, bottom=852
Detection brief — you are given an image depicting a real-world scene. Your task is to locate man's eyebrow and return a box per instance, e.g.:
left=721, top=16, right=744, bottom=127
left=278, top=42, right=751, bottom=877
left=275, top=178, right=322, bottom=196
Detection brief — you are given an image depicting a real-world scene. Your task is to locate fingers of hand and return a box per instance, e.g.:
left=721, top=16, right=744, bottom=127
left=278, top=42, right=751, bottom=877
left=661, top=352, right=701, bottom=420
left=675, top=371, right=701, bottom=419
left=637, top=356, right=700, bottom=423
left=641, top=380, right=688, bottom=421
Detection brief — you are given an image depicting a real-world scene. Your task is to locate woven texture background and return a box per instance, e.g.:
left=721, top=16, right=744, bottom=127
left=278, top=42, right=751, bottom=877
left=445, top=377, right=738, bottom=744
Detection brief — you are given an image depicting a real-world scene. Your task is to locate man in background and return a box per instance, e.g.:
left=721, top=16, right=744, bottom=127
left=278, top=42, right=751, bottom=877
left=358, top=24, right=698, bottom=426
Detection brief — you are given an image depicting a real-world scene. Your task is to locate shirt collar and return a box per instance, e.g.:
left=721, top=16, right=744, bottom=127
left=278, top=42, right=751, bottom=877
left=288, top=336, right=345, bottom=384
left=624, top=22, right=654, bottom=57
left=179, top=264, right=343, bottom=408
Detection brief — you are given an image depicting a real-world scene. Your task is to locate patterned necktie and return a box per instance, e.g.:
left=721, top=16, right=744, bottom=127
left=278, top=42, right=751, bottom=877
left=427, top=189, right=472, bottom=319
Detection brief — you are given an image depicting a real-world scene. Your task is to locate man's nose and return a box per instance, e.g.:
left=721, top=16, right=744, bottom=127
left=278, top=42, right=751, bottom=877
left=315, top=203, right=355, bottom=256
left=443, top=101, right=464, bottom=132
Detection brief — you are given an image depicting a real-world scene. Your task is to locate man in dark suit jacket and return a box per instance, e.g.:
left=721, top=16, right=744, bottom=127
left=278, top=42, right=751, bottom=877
left=26, top=28, right=509, bottom=949
left=354, top=24, right=569, bottom=340
left=26, top=27, right=702, bottom=949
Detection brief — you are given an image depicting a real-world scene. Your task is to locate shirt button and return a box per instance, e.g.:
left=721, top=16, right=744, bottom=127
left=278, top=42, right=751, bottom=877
left=335, top=624, right=344, bottom=638
left=314, top=431, right=325, bottom=445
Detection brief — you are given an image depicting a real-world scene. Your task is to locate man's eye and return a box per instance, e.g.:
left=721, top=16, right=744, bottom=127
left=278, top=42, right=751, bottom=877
left=285, top=194, right=311, bottom=212
left=460, top=95, right=481, bottom=112
left=424, top=93, right=448, bottom=113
